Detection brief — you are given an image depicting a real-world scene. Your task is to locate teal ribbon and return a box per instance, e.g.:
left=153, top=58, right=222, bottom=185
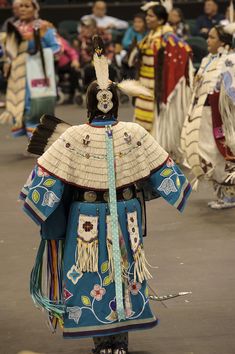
left=105, top=125, right=126, bottom=321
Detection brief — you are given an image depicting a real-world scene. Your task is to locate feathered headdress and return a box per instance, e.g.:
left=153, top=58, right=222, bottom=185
left=141, top=0, right=173, bottom=13
left=92, top=35, right=153, bottom=114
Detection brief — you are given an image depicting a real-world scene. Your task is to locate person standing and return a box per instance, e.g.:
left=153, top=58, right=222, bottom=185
left=19, top=36, right=191, bottom=354
left=181, top=24, right=235, bottom=209
left=132, top=3, right=193, bottom=161
left=0, top=0, right=60, bottom=140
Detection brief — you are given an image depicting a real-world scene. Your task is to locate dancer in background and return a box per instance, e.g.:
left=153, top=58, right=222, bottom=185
left=20, top=37, right=191, bottom=354
left=181, top=24, right=235, bottom=209
left=132, top=2, right=193, bottom=161
left=0, top=0, right=60, bottom=141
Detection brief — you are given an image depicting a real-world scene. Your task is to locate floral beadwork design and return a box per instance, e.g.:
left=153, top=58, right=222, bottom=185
left=42, top=191, right=60, bottom=207
left=26, top=166, right=60, bottom=208
left=128, top=281, right=142, bottom=295
left=90, top=284, right=106, bottom=301
left=67, top=306, right=82, bottom=324
left=157, top=159, right=184, bottom=196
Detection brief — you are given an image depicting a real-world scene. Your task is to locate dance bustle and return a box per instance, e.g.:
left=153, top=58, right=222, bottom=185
left=27, top=114, right=71, bottom=156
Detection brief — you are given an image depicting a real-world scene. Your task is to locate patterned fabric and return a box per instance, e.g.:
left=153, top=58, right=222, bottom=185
left=20, top=157, right=191, bottom=338
left=37, top=122, right=169, bottom=190
left=134, top=26, right=192, bottom=133
left=181, top=52, right=235, bottom=196
left=0, top=20, right=60, bottom=138
left=149, top=157, right=191, bottom=212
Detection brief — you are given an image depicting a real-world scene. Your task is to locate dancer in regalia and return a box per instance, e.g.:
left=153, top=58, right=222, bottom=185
left=181, top=24, right=235, bottom=209
left=0, top=0, right=60, bottom=140
left=20, top=37, right=191, bottom=354
left=132, top=2, right=193, bottom=160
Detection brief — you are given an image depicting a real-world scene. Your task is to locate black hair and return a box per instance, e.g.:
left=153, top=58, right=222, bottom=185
left=133, top=12, right=146, bottom=23
left=214, top=25, right=233, bottom=48
left=150, top=4, right=168, bottom=25
left=170, top=7, right=185, bottom=22
left=86, top=81, right=119, bottom=122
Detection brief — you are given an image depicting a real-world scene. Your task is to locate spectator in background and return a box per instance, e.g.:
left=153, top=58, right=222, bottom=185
left=2, top=0, right=21, bottom=31
left=168, top=7, right=189, bottom=39
left=81, top=0, right=128, bottom=31
left=122, top=12, right=147, bottom=51
left=195, top=0, right=224, bottom=38
left=0, top=0, right=7, bottom=7
left=57, top=35, right=80, bottom=103
left=77, top=17, right=116, bottom=90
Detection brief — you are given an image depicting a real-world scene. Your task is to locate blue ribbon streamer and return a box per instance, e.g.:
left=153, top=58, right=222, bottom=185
left=105, top=125, right=126, bottom=321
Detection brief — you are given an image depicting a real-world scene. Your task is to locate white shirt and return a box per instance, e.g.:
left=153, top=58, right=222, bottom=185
left=81, top=14, right=128, bottom=30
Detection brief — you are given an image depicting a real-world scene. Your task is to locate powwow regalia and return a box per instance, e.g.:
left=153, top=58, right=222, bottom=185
left=20, top=36, right=191, bottom=354
left=181, top=23, right=235, bottom=209
left=133, top=1, right=193, bottom=160
left=0, top=0, right=60, bottom=138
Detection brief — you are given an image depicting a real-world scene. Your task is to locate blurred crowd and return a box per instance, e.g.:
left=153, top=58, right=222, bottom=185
left=0, top=0, right=232, bottom=106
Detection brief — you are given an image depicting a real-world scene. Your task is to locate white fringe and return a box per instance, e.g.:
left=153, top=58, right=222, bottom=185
left=133, top=246, right=152, bottom=283
left=156, top=76, right=192, bottom=161
left=107, top=239, right=114, bottom=282
left=76, top=238, right=98, bottom=273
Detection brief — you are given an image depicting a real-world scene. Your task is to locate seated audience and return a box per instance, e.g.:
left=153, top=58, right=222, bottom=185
left=168, top=7, right=189, bottom=39
left=57, top=36, right=80, bottom=103
left=81, top=0, right=128, bottom=31
left=122, top=12, right=147, bottom=51
left=195, top=0, right=224, bottom=38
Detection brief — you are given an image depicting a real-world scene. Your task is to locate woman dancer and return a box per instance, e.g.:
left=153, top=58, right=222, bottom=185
left=0, top=0, right=60, bottom=140
left=181, top=24, right=235, bottom=209
left=133, top=2, right=193, bottom=160
left=20, top=37, right=191, bottom=353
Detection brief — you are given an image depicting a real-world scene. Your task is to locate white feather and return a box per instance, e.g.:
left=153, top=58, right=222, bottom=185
left=93, top=53, right=109, bottom=90
left=161, top=0, right=173, bottom=13
left=117, top=80, right=153, bottom=98
left=141, top=0, right=172, bottom=12
left=223, top=22, right=235, bottom=35
left=141, top=1, right=160, bottom=11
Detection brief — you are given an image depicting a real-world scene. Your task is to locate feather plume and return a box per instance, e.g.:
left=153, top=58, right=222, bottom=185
left=117, top=80, right=153, bottom=98
left=27, top=114, right=71, bottom=156
left=141, top=1, right=172, bottom=12
left=224, top=22, right=235, bottom=35
left=161, top=0, right=173, bottom=13
left=229, top=0, right=234, bottom=23
left=93, top=53, right=109, bottom=90
left=141, top=1, right=160, bottom=11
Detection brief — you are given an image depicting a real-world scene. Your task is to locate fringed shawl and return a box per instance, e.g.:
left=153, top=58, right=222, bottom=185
left=38, top=122, right=168, bottom=190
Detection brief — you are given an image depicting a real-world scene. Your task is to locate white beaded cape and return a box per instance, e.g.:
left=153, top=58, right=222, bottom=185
left=38, top=121, right=168, bottom=190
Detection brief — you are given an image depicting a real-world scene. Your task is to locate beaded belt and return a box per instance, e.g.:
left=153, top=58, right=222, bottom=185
left=73, top=186, right=136, bottom=203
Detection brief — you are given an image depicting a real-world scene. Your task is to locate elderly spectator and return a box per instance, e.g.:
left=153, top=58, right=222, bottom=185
left=2, top=0, right=21, bottom=31
left=168, top=7, right=189, bottom=39
left=81, top=0, right=128, bottom=30
left=122, top=12, right=147, bottom=50
left=195, top=0, right=224, bottom=38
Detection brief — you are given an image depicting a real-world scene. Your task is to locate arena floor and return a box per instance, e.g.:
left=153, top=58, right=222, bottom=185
left=0, top=104, right=234, bottom=354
